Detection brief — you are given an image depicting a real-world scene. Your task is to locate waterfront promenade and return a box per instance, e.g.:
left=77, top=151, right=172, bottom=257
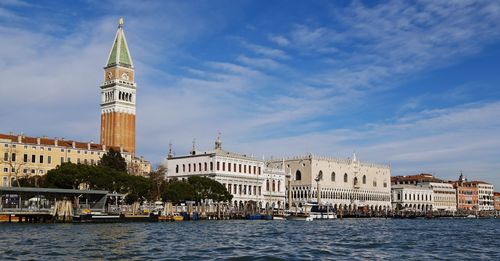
left=0, top=219, right=498, bottom=260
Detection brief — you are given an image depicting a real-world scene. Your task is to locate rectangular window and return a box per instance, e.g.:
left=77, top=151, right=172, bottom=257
left=39, top=170, right=44, bottom=174
left=39, top=155, right=44, bottom=164
left=3, top=168, right=7, bottom=173
left=48, top=148, right=52, bottom=152
left=23, top=169, right=28, bottom=174
left=77, top=158, right=81, bottom=164
left=91, top=159, right=95, bottom=165
left=228, top=163, right=231, bottom=172
left=31, top=154, right=36, bottom=163
left=11, top=153, right=16, bottom=162
left=23, top=154, right=28, bottom=163
left=3, top=152, right=8, bottom=161
left=68, top=157, right=71, bottom=163
left=217, top=162, right=220, bottom=171
left=48, top=156, right=52, bottom=164
left=60, top=157, right=64, bottom=164
left=31, top=169, right=35, bottom=174
left=61, top=149, right=64, bottom=152
left=222, top=162, right=225, bottom=171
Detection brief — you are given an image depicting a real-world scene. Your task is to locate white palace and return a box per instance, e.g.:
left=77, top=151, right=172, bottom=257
left=164, top=137, right=287, bottom=210
left=268, top=153, right=392, bottom=212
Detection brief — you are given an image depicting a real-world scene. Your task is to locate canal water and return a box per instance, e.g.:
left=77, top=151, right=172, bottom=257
left=0, top=219, right=498, bottom=260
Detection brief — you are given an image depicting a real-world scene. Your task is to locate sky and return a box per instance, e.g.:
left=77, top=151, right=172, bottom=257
left=0, top=0, right=499, bottom=188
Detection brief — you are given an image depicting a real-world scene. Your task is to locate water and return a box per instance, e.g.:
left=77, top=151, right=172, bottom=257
left=0, top=219, right=498, bottom=260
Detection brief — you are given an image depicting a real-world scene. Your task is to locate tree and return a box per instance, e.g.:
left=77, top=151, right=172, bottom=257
left=149, top=165, right=167, bottom=201
left=188, top=176, right=233, bottom=203
left=162, top=181, right=194, bottom=205
left=99, top=148, right=127, bottom=172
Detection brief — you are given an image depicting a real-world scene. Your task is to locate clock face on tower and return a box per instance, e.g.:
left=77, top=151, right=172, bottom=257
left=107, top=72, right=112, bottom=80
left=121, top=72, right=129, bottom=80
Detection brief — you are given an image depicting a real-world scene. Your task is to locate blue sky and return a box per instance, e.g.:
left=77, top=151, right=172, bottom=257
left=1, top=0, right=499, bottom=188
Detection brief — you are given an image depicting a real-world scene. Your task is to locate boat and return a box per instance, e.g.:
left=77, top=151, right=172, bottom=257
left=286, top=214, right=313, bottom=221
left=172, top=213, right=184, bottom=221
left=308, top=202, right=337, bottom=220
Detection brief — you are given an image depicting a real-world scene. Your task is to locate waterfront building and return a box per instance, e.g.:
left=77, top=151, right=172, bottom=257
left=0, top=133, right=151, bottom=186
left=391, top=185, right=433, bottom=212
left=164, top=137, right=287, bottom=209
left=267, top=153, right=392, bottom=212
left=494, top=192, right=500, bottom=216
left=100, top=18, right=137, bottom=155
left=450, top=173, right=494, bottom=211
left=391, top=174, right=456, bottom=212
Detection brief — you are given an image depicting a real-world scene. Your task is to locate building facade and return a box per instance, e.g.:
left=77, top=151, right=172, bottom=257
left=391, top=185, right=433, bottom=212
left=494, top=192, right=500, bottom=216
left=267, top=153, right=392, bottom=212
left=391, top=174, right=456, bottom=212
left=100, top=18, right=136, bottom=155
left=0, top=133, right=151, bottom=186
left=450, top=173, right=494, bottom=211
left=165, top=138, right=286, bottom=209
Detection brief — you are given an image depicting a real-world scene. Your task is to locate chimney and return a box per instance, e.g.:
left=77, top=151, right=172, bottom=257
left=54, top=139, right=58, bottom=147
left=17, top=135, right=22, bottom=143
left=87, top=143, right=91, bottom=150
left=72, top=141, right=76, bottom=148
left=37, top=137, right=41, bottom=145
left=102, top=144, right=106, bottom=151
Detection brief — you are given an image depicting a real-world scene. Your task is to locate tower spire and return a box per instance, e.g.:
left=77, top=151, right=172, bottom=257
left=118, top=17, right=124, bottom=28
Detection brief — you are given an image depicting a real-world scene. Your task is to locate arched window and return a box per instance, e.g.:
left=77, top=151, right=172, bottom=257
left=331, top=172, right=336, bottom=182
left=344, top=173, right=348, bottom=183
left=383, top=182, right=387, bottom=188
left=278, top=180, right=280, bottom=192
left=222, top=162, right=225, bottom=171
left=266, top=180, right=270, bottom=191
left=175, top=165, right=179, bottom=173
left=204, top=162, right=207, bottom=171
left=182, top=164, right=185, bottom=172
left=295, top=170, right=302, bottom=181
left=217, top=161, right=220, bottom=171
left=373, top=180, right=377, bottom=187
left=210, top=162, right=213, bottom=171
left=199, top=163, right=202, bottom=172
left=354, top=177, right=358, bottom=185
left=228, top=163, right=231, bottom=172
left=272, top=180, right=276, bottom=192
left=189, top=164, right=191, bottom=172
left=363, top=175, right=366, bottom=184
left=317, top=170, right=323, bottom=180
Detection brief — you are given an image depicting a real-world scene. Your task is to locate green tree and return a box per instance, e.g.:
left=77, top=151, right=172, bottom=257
left=99, top=148, right=127, bottom=172
left=188, top=176, right=233, bottom=203
left=162, top=180, right=194, bottom=205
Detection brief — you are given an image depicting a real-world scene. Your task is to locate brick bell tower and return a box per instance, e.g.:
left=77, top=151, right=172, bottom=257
left=100, top=17, right=136, bottom=155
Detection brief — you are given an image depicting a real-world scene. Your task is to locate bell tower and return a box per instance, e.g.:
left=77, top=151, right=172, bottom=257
left=100, top=17, right=136, bottom=155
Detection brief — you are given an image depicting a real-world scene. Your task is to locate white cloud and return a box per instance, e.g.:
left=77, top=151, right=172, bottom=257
left=268, top=34, right=289, bottom=46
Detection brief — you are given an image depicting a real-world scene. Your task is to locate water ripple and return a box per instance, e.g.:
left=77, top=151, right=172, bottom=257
left=0, top=219, right=499, bottom=260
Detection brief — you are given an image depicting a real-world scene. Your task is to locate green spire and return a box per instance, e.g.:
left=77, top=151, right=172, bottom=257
left=106, top=18, right=133, bottom=67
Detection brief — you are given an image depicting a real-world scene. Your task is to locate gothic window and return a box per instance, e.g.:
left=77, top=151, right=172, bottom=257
left=228, top=163, right=231, bottom=172
left=272, top=180, right=276, bottom=192
left=193, top=163, right=196, bottom=172
left=363, top=175, right=366, bottom=184
left=318, top=171, right=323, bottom=181
left=331, top=172, right=336, bottom=182
left=266, top=180, right=270, bottom=191
left=175, top=165, right=179, bottom=173
left=354, top=177, right=358, bottom=186
left=344, top=173, right=348, bottom=183
left=373, top=180, right=377, bottom=187
left=183, top=164, right=185, bottom=172
left=199, top=163, right=202, bottom=172
left=295, top=170, right=302, bottom=181
left=384, top=182, right=387, bottom=188
left=210, top=162, right=213, bottom=171
left=222, top=162, right=225, bottom=171
left=278, top=181, right=281, bottom=192
left=204, top=162, right=207, bottom=171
